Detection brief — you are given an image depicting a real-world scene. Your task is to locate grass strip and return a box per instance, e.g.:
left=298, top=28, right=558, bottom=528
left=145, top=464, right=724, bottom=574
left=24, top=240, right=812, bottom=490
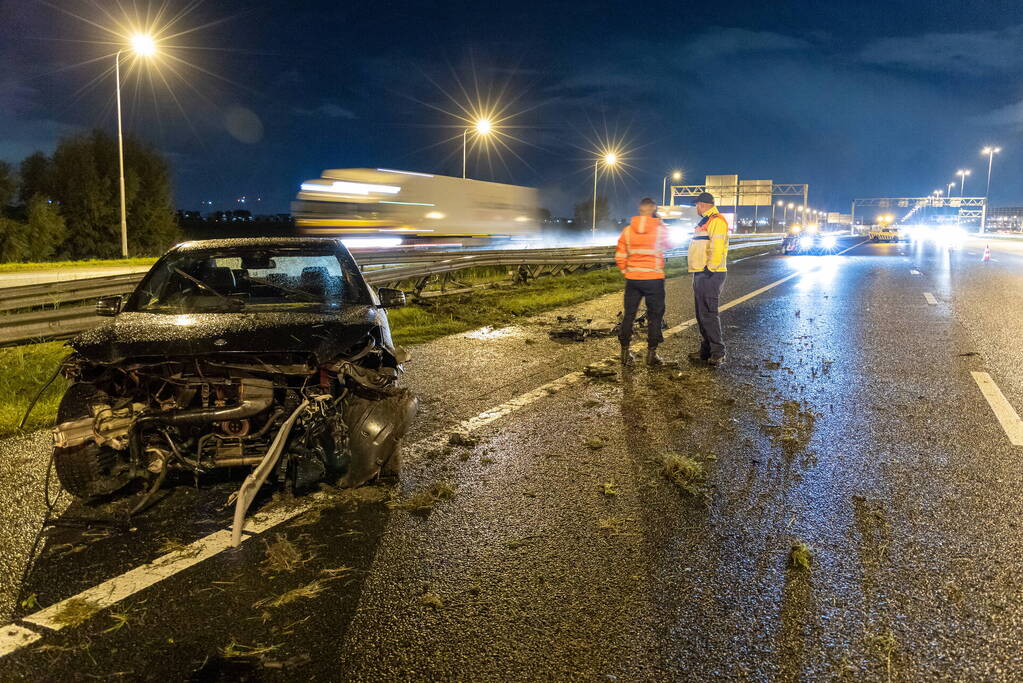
left=0, top=257, right=157, bottom=274
left=0, top=341, right=70, bottom=438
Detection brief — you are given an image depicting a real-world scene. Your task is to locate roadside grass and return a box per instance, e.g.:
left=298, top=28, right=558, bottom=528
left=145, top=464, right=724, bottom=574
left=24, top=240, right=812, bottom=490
left=387, top=245, right=768, bottom=346
left=0, top=256, right=156, bottom=274
left=0, top=341, right=70, bottom=438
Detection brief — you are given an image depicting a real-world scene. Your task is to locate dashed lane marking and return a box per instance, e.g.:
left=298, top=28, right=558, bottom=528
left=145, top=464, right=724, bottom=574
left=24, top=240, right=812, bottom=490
left=923, top=292, right=938, bottom=305
left=0, top=239, right=867, bottom=658
left=23, top=529, right=246, bottom=632
left=0, top=626, right=41, bottom=657
left=971, top=371, right=1023, bottom=446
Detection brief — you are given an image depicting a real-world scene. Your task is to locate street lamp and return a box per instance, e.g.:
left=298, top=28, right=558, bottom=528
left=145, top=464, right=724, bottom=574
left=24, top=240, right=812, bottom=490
left=662, top=170, right=682, bottom=206
left=982, top=146, right=1001, bottom=197
left=773, top=199, right=783, bottom=229
left=981, top=146, right=1001, bottom=232
left=956, top=169, right=971, bottom=197
left=462, top=118, right=493, bottom=179
left=116, top=33, right=158, bottom=257
left=592, top=152, right=618, bottom=237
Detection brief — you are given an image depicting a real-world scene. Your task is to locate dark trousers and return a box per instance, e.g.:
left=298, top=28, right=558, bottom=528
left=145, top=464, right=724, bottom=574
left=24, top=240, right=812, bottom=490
left=619, top=278, right=665, bottom=347
left=693, top=270, right=726, bottom=357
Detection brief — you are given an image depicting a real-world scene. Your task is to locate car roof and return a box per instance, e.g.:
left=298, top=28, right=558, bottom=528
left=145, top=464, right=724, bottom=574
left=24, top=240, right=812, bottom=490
left=171, top=237, right=347, bottom=253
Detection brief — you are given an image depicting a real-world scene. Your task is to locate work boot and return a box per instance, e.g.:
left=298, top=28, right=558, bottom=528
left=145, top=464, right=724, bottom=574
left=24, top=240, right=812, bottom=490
left=620, top=344, right=635, bottom=367
left=687, top=351, right=709, bottom=364
left=708, top=353, right=726, bottom=367
left=647, top=347, right=663, bottom=366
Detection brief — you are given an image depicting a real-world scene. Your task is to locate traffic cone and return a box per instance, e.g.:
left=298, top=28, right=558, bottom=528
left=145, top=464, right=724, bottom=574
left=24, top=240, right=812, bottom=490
left=982, top=245, right=991, bottom=262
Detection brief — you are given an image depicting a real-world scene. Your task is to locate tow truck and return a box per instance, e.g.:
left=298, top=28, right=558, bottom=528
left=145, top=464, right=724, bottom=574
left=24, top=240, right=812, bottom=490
left=869, top=214, right=901, bottom=242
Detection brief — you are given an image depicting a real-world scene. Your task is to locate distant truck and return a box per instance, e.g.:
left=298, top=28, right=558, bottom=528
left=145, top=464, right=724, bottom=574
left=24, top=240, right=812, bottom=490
left=292, top=168, right=540, bottom=247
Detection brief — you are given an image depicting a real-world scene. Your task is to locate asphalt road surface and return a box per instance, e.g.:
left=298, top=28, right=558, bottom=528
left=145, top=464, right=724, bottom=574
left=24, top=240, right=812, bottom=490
left=4, top=235, right=1023, bottom=680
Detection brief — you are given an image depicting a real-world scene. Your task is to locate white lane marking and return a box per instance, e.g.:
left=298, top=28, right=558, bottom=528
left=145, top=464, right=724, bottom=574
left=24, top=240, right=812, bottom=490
left=0, top=240, right=868, bottom=657
left=911, top=269, right=921, bottom=275
left=971, top=371, right=1023, bottom=446
left=923, top=292, right=938, bottom=305
left=23, top=529, right=245, bottom=632
left=0, top=625, right=41, bottom=657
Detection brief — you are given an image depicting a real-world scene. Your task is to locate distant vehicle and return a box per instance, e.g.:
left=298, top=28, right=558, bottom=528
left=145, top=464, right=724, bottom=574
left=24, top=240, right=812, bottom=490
left=782, top=225, right=839, bottom=254
left=292, top=168, right=541, bottom=248
left=658, top=205, right=701, bottom=246
left=869, top=226, right=901, bottom=242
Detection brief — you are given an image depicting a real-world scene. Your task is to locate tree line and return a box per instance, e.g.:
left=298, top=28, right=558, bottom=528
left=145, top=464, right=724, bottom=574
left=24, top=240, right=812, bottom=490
left=0, top=129, right=179, bottom=262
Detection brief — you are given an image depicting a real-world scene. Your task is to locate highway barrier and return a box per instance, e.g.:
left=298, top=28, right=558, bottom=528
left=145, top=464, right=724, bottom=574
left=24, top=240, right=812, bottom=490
left=0, top=236, right=780, bottom=346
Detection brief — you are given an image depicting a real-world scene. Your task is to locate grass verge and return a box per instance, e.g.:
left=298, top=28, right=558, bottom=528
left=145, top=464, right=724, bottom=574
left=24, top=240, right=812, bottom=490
left=0, top=341, right=70, bottom=438
left=387, top=245, right=769, bottom=346
left=0, top=257, right=156, bottom=274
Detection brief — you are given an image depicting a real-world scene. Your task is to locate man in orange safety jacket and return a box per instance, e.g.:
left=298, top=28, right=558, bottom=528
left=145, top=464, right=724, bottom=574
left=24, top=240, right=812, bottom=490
left=615, top=197, right=670, bottom=367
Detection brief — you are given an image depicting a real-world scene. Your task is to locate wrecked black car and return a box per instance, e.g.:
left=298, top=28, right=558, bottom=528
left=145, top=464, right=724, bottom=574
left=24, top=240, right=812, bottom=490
left=51, top=238, right=417, bottom=522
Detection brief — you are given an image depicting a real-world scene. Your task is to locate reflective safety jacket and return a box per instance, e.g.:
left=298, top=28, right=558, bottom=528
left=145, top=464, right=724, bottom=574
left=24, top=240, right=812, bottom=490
left=615, top=215, right=669, bottom=280
left=687, top=207, right=729, bottom=272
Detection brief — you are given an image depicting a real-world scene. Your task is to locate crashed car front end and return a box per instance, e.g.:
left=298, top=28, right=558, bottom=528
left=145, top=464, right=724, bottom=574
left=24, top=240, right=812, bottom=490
left=50, top=239, right=417, bottom=539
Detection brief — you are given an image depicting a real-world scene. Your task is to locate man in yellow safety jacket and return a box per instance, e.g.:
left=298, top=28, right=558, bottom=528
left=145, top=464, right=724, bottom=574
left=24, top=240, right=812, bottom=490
left=615, top=197, right=670, bottom=366
left=687, top=192, right=729, bottom=366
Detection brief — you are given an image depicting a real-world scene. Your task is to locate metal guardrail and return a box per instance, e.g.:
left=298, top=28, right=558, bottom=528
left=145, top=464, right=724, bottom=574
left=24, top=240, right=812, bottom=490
left=0, top=237, right=780, bottom=346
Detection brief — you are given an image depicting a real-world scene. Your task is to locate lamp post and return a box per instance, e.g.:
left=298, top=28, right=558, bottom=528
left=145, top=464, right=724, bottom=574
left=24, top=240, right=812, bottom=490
left=773, top=199, right=782, bottom=230
left=981, top=146, right=1001, bottom=232
left=956, top=169, right=971, bottom=197
left=462, top=118, right=492, bottom=179
left=592, top=152, right=617, bottom=237
left=116, top=33, right=157, bottom=257
left=662, top=170, right=682, bottom=206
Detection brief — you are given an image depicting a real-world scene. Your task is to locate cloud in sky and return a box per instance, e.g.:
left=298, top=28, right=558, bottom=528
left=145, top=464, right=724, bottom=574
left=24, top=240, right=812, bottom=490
left=858, top=24, right=1023, bottom=74
left=294, top=102, right=358, bottom=119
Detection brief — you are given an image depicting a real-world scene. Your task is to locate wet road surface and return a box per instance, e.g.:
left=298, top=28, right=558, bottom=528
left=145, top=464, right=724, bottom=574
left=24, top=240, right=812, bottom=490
left=4, top=236, right=1023, bottom=680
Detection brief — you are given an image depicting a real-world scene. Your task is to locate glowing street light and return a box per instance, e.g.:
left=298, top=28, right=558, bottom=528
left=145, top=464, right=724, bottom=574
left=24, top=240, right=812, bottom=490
left=956, top=169, right=971, bottom=197
left=591, top=151, right=619, bottom=237
left=462, top=118, right=493, bottom=179
left=662, top=170, right=682, bottom=206
left=131, top=33, right=157, bottom=57
left=116, top=33, right=157, bottom=257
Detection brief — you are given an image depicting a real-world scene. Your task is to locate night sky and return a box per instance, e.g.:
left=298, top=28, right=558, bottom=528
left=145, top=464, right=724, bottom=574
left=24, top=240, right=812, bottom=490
left=2, top=0, right=1022, bottom=216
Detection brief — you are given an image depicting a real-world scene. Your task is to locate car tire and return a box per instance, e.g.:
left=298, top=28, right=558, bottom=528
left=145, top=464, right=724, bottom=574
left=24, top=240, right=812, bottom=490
left=379, top=439, right=403, bottom=477
left=54, top=443, right=129, bottom=499
left=53, top=383, right=132, bottom=499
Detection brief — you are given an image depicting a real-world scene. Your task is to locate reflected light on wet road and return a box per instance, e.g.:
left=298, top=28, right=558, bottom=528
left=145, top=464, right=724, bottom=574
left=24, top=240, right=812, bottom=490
left=463, top=326, right=519, bottom=341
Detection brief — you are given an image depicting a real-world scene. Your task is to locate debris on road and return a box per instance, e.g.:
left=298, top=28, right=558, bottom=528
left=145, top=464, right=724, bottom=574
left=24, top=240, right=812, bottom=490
left=600, top=480, right=618, bottom=496
left=658, top=453, right=707, bottom=496
left=388, top=481, right=456, bottom=515
left=548, top=315, right=615, bottom=342
left=583, top=436, right=608, bottom=450
left=418, top=591, right=444, bottom=609
left=52, top=597, right=101, bottom=628
left=789, top=541, right=813, bottom=570
left=448, top=432, right=480, bottom=448
left=583, top=361, right=617, bottom=379
left=262, top=533, right=311, bottom=573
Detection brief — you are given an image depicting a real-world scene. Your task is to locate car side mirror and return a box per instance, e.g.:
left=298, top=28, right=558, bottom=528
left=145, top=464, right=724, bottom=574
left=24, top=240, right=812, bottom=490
left=95, top=295, right=122, bottom=317
left=377, top=287, right=406, bottom=308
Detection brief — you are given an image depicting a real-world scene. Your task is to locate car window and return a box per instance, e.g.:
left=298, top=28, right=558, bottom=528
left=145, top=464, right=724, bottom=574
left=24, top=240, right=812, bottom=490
left=128, top=248, right=370, bottom=312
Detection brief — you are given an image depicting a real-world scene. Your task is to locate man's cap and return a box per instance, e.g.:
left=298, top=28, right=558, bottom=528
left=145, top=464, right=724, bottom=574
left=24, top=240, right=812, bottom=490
left=694, top=192, right=715, bottom=205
